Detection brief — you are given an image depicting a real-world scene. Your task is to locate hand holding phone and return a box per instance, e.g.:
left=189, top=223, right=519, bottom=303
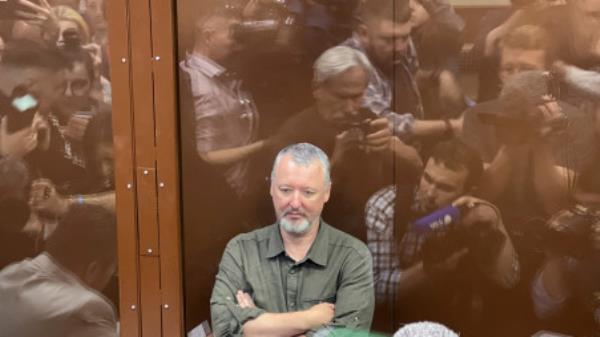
left=0, top=116, right=38, bottom=157
left=6, top=91, right=39, bottom=133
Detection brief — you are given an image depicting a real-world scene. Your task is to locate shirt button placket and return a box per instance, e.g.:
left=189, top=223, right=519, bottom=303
left=287, top=267, right=299, bottom=311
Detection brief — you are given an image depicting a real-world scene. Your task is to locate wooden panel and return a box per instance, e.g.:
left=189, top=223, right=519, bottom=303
left=129, top=0, right=162, bottom=335
left=130, top=0, right=157, bottom=168
left=136, top=167, right=159, bottom=256
left=140, top=256, right=163, bottom=337
left=105, top=0, right=141, bottom=336
left=149, top=0, right=185, bottom=335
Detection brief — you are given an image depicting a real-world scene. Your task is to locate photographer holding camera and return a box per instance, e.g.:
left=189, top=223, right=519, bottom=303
left=268, top=45, right=422, bottom=242
left=531, top=157, right=600, bottom=336
left=365, top=139, right=519, bottom=333
left=462, top=70, right=597, bottom=226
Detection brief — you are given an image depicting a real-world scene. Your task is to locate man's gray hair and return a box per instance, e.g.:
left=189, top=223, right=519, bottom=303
left=313, top=46, right=373, bottom=84
left=271, top=143, right=331, bottom=185
left=393, top=321, right=459, bottom=337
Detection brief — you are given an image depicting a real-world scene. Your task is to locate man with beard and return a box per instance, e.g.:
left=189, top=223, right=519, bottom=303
left=341, top=0, right=461, bottom=142
left=364, top=139, right=519, bottom=332
left=210, top=143, right=374, bottom=337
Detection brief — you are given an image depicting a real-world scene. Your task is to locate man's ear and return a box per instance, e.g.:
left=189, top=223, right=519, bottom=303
left=83, top=260, right=102, bottom=287
left=357, top=23, right=370, bottom=47
left=312, top=81, right=323, bottom=100
left=202, top=28, right=215, bottom=46
left=324, top=183, right=331, bottom=203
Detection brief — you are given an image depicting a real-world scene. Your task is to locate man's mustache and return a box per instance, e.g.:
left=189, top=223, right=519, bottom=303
left=283, top=208, right=306, bottom=217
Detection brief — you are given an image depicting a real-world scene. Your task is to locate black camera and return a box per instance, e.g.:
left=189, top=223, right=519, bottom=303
left=59, top=27, right=82, bottom=50
left=420, top=204, right=506, bottom=271
left=543, top=204, right=600, bottom=258
left=224, top=0, right=299, bottom=51
left=341, top=107, right=377, bottom=133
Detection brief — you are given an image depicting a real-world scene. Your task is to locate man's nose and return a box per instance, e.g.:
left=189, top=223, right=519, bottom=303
left=101, top=163, right=113, bottom=179
left=64, top=84, right=73, bottom=97
left=344, top=98, right=361, bottom=116
left=289, top=191, right=302, bottom=209
left=395, top=42, right=408, bottom=56
left=424, top=185, right=437, bottom=198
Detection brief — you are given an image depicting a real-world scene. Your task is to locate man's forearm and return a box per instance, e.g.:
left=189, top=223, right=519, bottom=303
left=242, top=311, right=317, bottom=337
left=397, top=261, right=428, bottom=296
left=532, top=143, right=571, bottom=215
left=478, top=146, right=514, bottom=200
left=488, top=225, right=520, bottom=288
left=411, top=120, right=447, bottom=138
left=68, top=191, right=115, bottom=213
left=390, top=137, right=423, bottom=178
left=200, top=140, right=266, bottom=166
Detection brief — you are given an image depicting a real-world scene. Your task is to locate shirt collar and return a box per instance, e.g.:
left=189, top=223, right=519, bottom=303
left=266, top=223, right=286, bottom=259
left=185, top=52, right=226, bottom=79
left=345, top=33, right=367, bottom=54
left=304, top=220, right=329, bottom=267
left=33, top=252, right=87, bottom=288
left=265, top=219, right=330, bottom=267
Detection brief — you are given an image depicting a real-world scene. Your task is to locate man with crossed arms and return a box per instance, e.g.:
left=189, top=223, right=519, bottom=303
left=210, top=143, right=374, bottom=337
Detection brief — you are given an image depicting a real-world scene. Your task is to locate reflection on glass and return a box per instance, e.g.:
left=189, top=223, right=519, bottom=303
left=0, top=0, right=118, bottom=335
left=177, top=0, right=600, bottom=336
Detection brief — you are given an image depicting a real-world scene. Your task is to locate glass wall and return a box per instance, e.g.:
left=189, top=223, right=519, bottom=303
left=0, top=0, right=119, bottom=335
left=176, top=1, right=600, bottom=336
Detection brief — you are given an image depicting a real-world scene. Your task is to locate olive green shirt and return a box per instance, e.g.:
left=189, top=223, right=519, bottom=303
left=210, top=220, right=375, bottom=337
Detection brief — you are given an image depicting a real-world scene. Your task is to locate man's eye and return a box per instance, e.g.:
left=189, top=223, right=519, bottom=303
left=438, top=185, right=454, bottom=193
left=280, top=187, right=292, bottom=194
left=303, top=190, right=316, bottom=197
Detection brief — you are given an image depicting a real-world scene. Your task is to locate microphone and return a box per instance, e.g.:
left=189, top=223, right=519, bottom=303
left=479, top=70, right=567, bottom=135
left=562, top=65, right=600, bottom=99
left=412, top=205, right=461, bottom=234
left=499, top=70, right=553, bottom=113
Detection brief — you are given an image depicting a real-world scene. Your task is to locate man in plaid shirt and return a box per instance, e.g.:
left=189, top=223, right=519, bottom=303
left=341, top=0, right=462, bottom=143
left=365, top=139, right=520, bottom=330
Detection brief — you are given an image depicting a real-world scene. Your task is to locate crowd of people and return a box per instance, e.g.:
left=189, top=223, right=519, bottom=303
left=0, top=0, right=117, bottom=336
left=178, top=0, right=600, bottom=336
left=0, top=0, right=599, bottom=336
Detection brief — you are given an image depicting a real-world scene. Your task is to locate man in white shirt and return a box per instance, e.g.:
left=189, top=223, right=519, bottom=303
left=0, top=204, right=118, bottom=337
